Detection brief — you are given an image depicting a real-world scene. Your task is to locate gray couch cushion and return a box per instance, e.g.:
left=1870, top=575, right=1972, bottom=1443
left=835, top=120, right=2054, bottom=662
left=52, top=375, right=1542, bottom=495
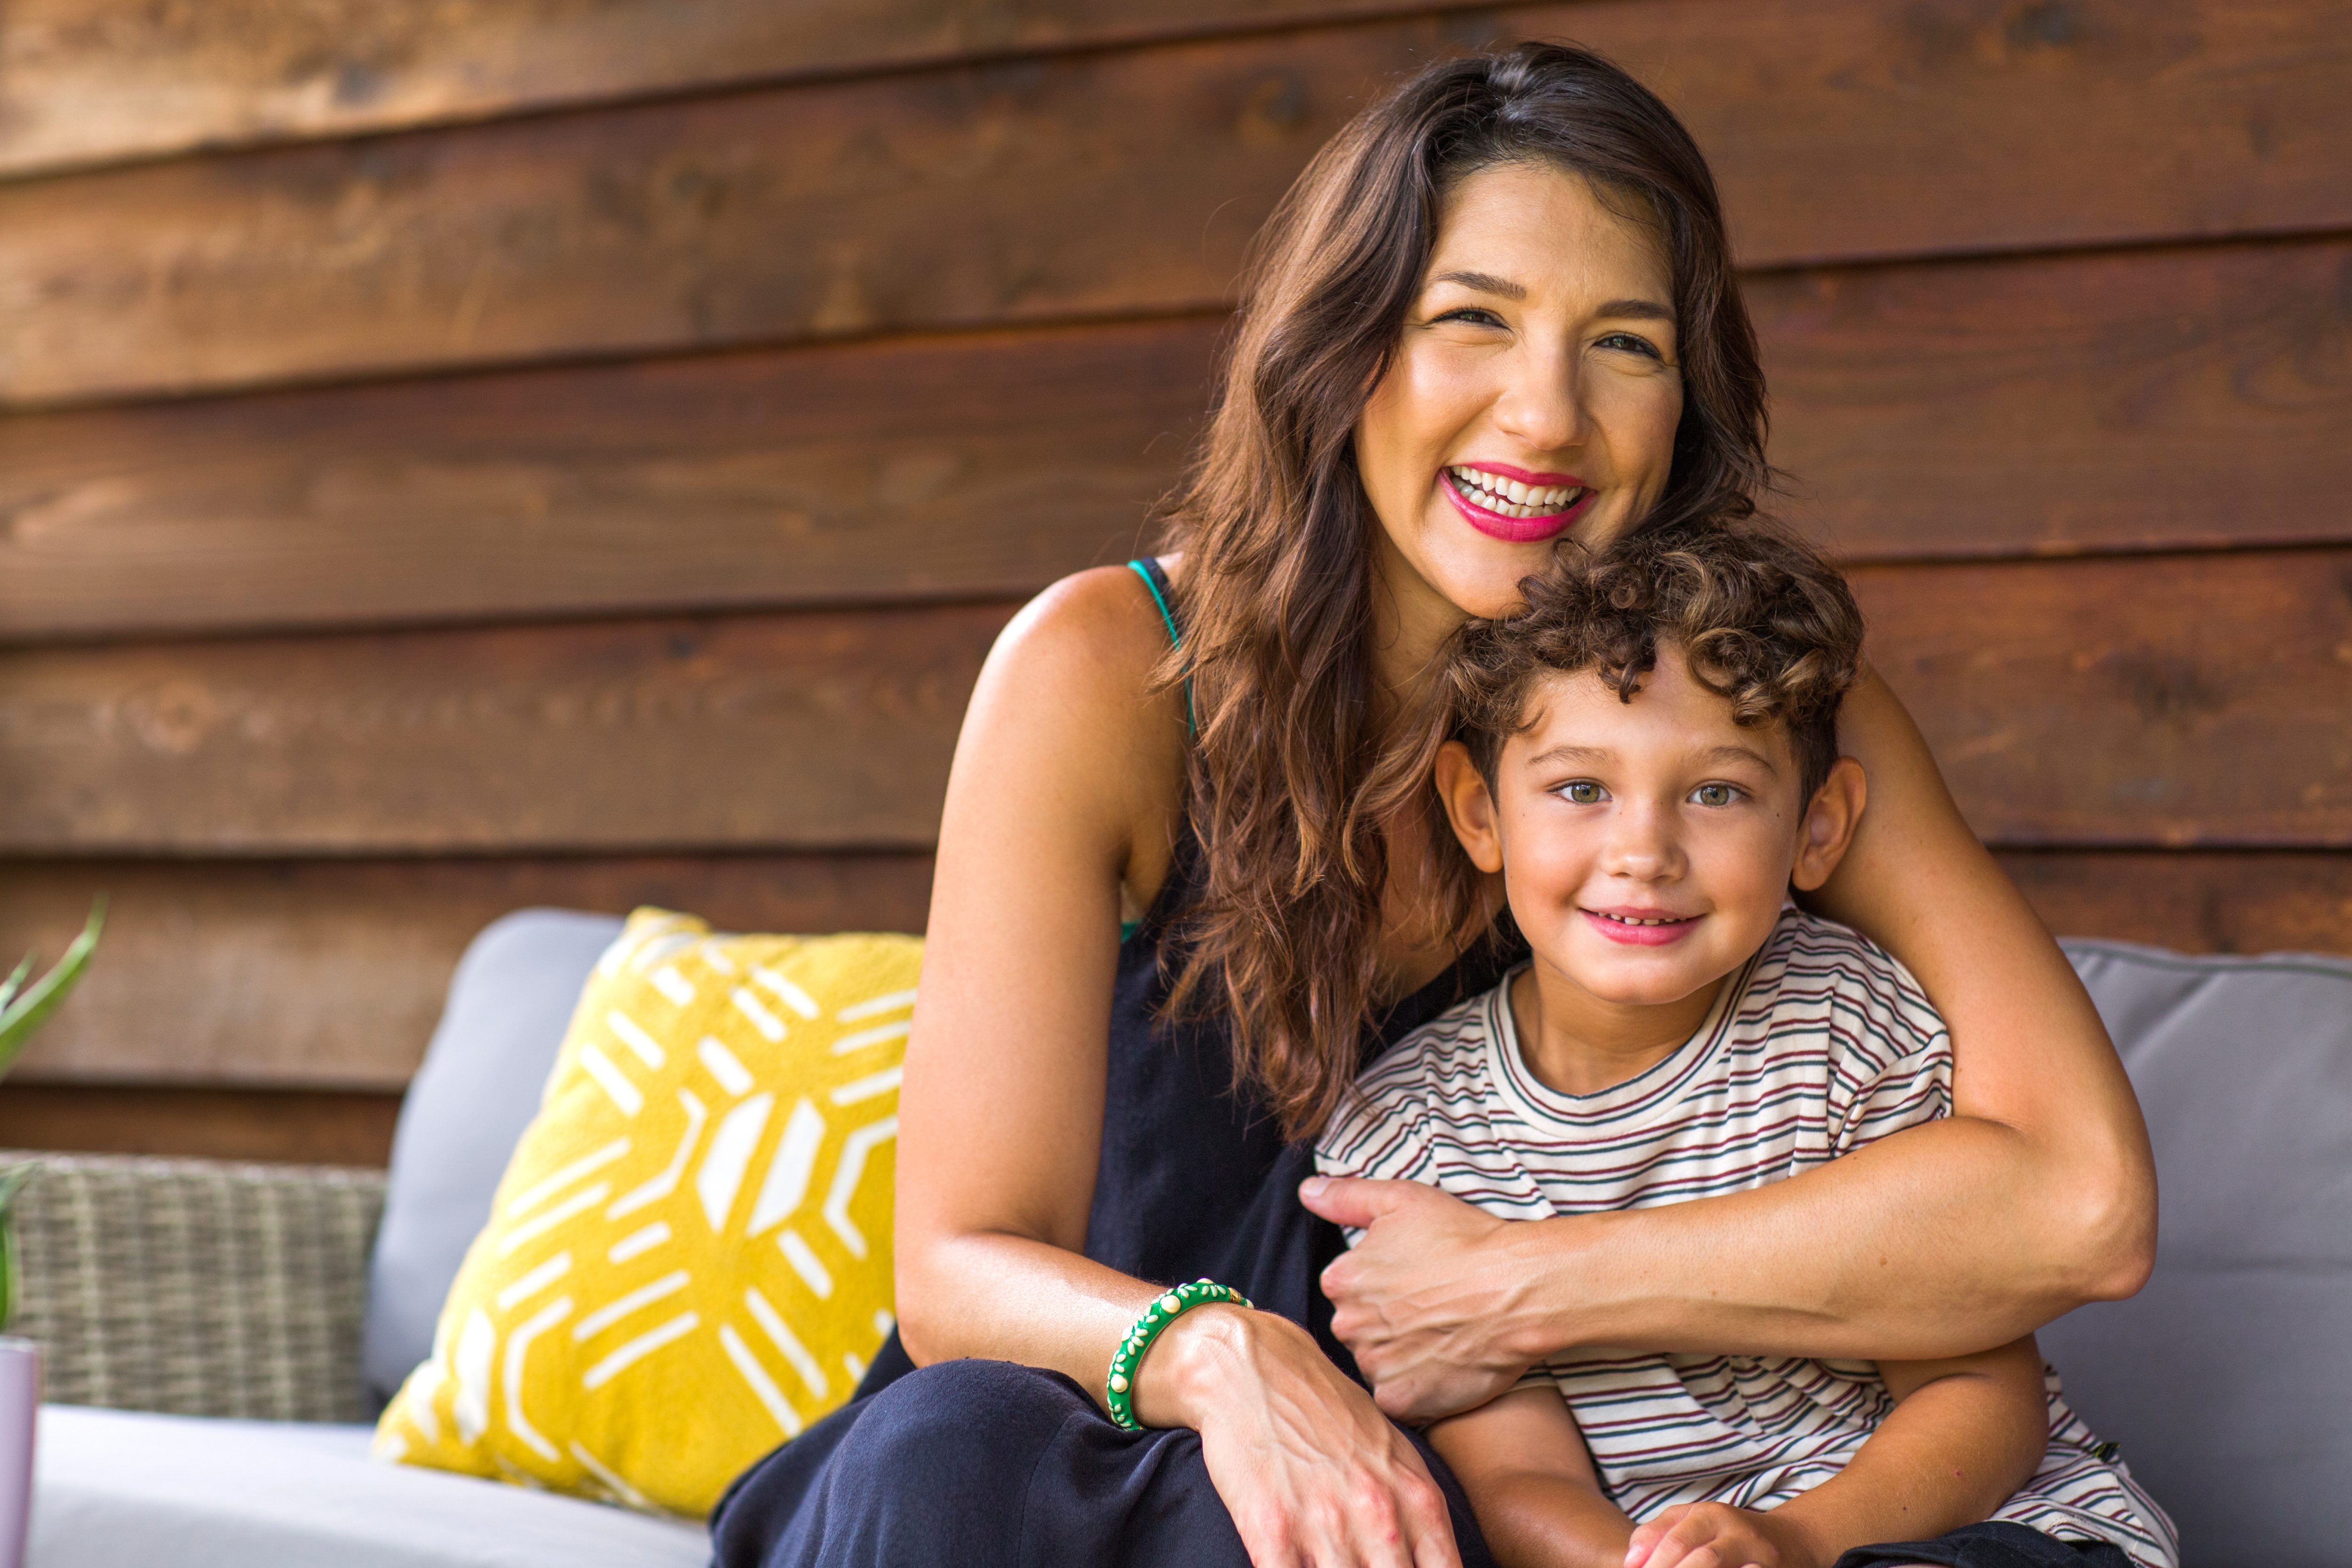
left=31, top=1405, right=707, bottom=1568
left=2045, top=941, right=2352, bottom=1568
left=363, top=910, right=624, bottom=1402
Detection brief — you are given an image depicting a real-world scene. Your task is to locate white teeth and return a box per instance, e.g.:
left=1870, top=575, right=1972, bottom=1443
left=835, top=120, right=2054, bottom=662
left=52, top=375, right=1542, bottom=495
left=1450, top=468, right=1583, bottom=518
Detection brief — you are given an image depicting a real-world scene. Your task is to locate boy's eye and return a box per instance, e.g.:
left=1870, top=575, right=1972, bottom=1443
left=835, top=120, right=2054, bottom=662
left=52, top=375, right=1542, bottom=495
left=1559, top=781, right=1607, bottom=804
left=1691, top=783, right=1739, bottom=807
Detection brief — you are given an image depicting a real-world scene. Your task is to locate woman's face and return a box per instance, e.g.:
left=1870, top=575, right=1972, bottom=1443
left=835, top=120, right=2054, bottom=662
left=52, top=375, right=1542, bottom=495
left=1356, top=160, right=1685, bottom=627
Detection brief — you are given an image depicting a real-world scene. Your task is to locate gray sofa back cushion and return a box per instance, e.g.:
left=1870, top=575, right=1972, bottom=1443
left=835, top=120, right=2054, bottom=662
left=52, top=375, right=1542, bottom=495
left=2043, top=942, right=2352, bottom=1568
left=366, top=912, right=2349, bottom=1567
left=361, top=908, right=624, bottom=1402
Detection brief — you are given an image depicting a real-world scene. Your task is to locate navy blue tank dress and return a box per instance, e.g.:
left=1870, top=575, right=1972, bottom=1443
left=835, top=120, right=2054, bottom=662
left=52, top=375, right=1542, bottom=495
left=709, top=560, right=1518, bottom=1568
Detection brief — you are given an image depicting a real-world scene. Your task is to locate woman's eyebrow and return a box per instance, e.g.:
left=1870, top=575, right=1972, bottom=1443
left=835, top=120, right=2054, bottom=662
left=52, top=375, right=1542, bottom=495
left=1597, top=298, right=1675, bottom=322
left=1430, top=269, right=1526, bottom=299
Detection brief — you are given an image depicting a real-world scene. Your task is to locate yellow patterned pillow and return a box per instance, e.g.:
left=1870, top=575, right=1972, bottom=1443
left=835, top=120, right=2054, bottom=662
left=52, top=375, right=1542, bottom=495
left=375, top=907, right=919, bottom=1517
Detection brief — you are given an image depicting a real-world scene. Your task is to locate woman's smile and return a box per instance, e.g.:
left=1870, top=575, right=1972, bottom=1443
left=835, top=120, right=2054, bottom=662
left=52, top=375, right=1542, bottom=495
left=1441, top=462, right=1595, bottom=542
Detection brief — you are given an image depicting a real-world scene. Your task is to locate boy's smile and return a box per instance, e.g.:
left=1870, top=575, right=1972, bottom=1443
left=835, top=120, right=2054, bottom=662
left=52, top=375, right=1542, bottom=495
left=1437, top=649, right=1865, bottom=1097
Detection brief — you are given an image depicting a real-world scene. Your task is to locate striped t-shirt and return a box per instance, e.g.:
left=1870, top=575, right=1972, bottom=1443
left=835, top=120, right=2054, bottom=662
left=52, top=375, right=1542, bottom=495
left=1317, top=910, right=2177, bottom=1568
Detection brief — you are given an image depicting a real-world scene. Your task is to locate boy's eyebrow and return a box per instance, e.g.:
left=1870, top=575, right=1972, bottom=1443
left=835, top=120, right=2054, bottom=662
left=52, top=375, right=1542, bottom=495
left=1522, top=743, right=1613, bottom=768
left=1700, top=743, right=1781, bottom=772
left=1522, top=742, right=1780, bottom=771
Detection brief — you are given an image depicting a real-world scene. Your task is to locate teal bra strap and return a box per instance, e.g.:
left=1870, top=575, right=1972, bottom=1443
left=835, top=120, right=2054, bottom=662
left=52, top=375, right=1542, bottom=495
left=1121, top=557, right=1191, bottom=945
left=1126, top=558, right=1196, bottom=737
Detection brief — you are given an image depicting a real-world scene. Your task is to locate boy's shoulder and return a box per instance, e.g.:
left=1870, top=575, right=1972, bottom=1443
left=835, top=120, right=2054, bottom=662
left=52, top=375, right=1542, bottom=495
left=1318, top=980, right=1506, bottom=1163
left=1746, top=907, right=1947, bottom=1060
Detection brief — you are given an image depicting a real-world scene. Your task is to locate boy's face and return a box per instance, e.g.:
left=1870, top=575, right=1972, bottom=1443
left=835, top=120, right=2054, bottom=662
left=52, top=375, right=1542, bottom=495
left=1448, top=655, right=1832, bottom=1010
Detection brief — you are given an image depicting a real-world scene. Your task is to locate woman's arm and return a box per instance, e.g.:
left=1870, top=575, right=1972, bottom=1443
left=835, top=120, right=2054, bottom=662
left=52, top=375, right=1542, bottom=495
left=1308, top=669, right=2156, bottom=1421
left=897, top=566, right=1461, bottom=1568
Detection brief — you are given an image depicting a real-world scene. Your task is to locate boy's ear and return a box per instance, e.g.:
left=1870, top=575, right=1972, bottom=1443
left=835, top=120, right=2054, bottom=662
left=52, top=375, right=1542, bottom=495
left=1433, top=741, right=1506, bottom=875
left=1790, top=756, right=1867, bottom=893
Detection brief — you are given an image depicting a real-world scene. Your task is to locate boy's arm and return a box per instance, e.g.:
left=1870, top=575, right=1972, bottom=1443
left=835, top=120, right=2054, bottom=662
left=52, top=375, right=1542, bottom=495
left=1628, top=1337, right=2050, bottom=1568
left=1427, top=1385, right=1634, bottom=1568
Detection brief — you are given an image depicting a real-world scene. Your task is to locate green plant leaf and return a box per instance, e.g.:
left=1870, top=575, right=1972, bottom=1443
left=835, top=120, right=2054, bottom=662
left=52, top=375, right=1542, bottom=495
left=0, top=954, right=29, bottom=1017
left=0, top=897, right=104, bottom=1080
left=0, top=1162, right=31, bottom=1333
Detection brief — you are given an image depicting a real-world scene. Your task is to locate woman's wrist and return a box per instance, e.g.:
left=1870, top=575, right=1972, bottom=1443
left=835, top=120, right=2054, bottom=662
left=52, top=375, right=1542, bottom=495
left=1490, top=1210, right=1634, bottom=1361
left=1126, top=1301, right=1287, bottom=1431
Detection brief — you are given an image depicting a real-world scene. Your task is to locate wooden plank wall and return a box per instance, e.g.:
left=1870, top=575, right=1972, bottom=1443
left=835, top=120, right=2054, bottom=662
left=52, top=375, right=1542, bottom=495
left=3, top=0, right=2348, bottom=1164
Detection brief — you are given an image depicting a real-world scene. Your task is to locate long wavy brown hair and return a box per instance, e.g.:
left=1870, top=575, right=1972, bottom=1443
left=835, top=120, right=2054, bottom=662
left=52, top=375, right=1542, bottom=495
left=1155, top=41, right=1771, bottom=1140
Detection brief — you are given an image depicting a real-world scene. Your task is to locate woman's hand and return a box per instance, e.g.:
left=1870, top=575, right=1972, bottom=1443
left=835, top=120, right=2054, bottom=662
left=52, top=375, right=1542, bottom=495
left=1139, top=1303, right=1464, bottom=1568
left=1301, top=1175, right=1537, bottom=1424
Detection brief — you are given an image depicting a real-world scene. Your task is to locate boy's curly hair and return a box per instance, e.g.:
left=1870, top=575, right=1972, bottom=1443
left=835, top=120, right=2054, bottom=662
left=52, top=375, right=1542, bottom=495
left=1444, top=518, right=1866, bottom=806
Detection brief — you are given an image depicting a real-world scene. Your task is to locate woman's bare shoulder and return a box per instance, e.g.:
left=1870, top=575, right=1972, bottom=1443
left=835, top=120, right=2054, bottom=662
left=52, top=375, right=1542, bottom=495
left=977, top=565, right=1183, bottom=731
left=954, top=564, right=1188, bottom=863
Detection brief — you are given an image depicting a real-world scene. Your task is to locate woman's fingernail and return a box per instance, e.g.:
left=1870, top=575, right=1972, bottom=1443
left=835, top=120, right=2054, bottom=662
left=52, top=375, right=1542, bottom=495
left=1300, top=1176, right=1328, bottom=1197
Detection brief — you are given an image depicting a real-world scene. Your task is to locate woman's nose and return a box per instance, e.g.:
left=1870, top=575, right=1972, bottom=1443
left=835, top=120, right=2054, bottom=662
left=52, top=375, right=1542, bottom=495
left=1490, top=342, right=1589, bottom=454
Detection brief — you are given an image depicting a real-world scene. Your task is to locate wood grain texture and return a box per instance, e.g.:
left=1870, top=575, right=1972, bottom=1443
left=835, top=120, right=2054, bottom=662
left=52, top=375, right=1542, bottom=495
left=16, top=235, right=2352, bottom=642
left=0, top=1088, right=401, bottom=1165
left=0, top=604, right=1013, bottom=853
left=3, top=554, right=2347, bottom=856
left=8, top=0, right=2350, bottom=404
left=1998, top=850, right=2352, bottom=957
left=0, top=0, right=1440, bottom=179
left=0, top=854, right=933, bottom=1088
left=1851, top=549, right=2352, bottom=848
left=5, top=845, right=2341, bottom=1095
left=0, top=318, right=1214, bottom=641
left=1764, top=237, right=2352, bottom=562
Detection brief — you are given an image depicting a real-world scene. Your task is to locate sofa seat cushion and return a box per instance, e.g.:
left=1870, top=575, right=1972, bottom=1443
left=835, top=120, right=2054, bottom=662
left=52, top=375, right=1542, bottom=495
left=32, top=1405, right=708, bottom=1568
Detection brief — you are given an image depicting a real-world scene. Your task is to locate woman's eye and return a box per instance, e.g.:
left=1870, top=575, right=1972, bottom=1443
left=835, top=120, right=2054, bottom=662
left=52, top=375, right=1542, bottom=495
left=1559, top=781, right=1606, bottom=804
left=1596, top=332, right=1662, bottom=359
left=1435, top=307, right=1507, bottom=329
left=1691, top=783, right=1739, bottom=807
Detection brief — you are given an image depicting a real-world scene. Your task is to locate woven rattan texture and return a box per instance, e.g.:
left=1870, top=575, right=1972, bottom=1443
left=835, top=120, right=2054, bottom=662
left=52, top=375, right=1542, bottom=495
left=3, top=1149, right=386, bottom=1422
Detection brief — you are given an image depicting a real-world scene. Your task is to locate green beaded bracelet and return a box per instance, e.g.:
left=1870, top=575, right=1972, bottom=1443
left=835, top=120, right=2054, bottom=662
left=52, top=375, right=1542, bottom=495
left=1104, top=1279, right=1253, bottom=1431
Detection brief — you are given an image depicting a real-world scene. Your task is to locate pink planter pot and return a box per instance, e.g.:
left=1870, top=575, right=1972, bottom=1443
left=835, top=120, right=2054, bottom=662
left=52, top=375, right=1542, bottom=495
left=0, top=1338, right=35, bottom=1568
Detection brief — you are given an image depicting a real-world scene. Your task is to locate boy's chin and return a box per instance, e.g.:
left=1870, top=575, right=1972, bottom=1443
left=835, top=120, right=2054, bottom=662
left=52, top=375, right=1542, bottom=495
left=1565, top=951, right=1724, bottom=1009
left=1579, top=971, right=1715, bottom=1009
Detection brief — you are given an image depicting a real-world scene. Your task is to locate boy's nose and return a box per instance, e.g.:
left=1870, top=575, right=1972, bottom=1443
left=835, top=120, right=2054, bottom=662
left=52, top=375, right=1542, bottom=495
left=1601, top=806, right=1685, bottom=881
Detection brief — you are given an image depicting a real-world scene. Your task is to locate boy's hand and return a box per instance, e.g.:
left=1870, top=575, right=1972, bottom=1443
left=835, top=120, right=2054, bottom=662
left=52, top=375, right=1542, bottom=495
left=1625, top=1502, right=1822, bottom=1568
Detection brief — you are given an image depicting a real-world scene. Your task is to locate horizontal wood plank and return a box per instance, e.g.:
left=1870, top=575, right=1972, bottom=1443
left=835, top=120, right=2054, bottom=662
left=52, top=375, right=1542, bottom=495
left=1762, top=237, right=2352, bottom=562
left=0, top=1088, right=401, bottom=1165
left=0, top=319, right=1216, bottom=640
left=7, top=0, right=2350, bottom=404
left=0, top=0, right=1440, bottom=180
left=5, top=845, right=2342, bottom=1096
left=0, top=604, right=1014, bottom=853
left=0, top=854, right=933, bottom=1088
left=1851, top=549, right=2352, bottom=847
left=1998, top=850, right=2352, bottom=958
left=2, top=552, right=2347, bottom=856
left=14, top=236, right=2352, bottom=641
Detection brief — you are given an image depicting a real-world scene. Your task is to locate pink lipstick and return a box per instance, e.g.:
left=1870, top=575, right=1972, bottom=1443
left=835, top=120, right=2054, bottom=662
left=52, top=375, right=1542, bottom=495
left=1441, top=465, right=1594, bottom=544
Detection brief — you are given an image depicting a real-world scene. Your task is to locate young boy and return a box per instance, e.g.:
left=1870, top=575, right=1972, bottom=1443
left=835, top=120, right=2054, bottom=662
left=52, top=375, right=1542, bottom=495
left=1316, top=523, right=2176, bottom=1568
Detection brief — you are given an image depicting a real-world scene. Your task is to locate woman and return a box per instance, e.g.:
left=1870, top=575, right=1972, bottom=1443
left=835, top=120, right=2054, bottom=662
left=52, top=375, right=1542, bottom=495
left=713, top=43, right=2153, bottom=1568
